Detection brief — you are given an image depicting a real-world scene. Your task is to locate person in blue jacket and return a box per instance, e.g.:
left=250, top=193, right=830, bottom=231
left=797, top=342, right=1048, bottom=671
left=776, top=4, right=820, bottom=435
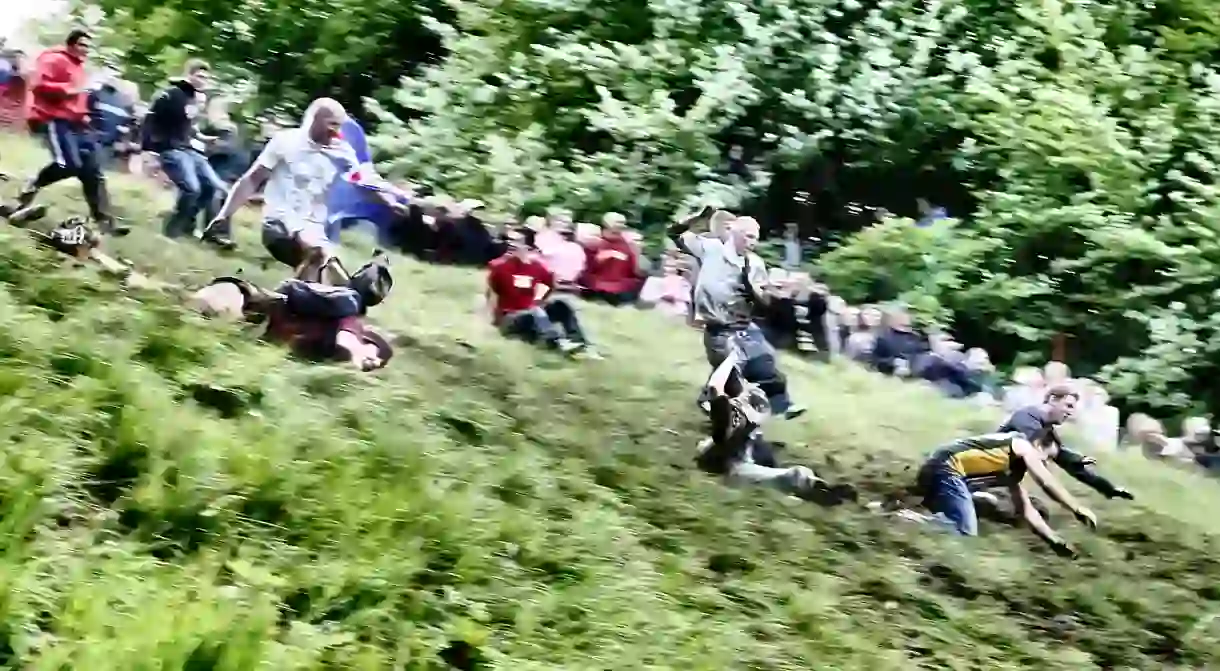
left=326, top=117, right=410, bottom=246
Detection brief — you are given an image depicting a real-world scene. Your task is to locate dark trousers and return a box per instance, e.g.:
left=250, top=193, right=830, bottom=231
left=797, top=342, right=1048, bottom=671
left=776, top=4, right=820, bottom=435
left=29, top=119, right=109, bottom=220
left=160, top=149, right=226, bottom=237
left=583, top=288, right=639, bottom=307
left=703, top=323, right=792, bottom=415
left=500, top=298, right=588, bottom=346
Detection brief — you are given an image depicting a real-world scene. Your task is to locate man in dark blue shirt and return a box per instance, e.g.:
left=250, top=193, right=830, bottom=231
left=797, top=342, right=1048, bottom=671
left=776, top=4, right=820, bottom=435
left=143, top=59, right=228, bottom=241
left=998, top=385, right=1134, bottom=501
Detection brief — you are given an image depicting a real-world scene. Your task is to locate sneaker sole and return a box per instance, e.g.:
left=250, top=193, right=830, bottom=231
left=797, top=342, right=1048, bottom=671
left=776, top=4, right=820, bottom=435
left=6, top=204, right=48, bottom=225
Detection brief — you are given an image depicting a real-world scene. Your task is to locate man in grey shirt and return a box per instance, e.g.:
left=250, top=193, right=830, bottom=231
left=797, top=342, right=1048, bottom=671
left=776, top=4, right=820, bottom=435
left=669, top=207, right=805, bottom=419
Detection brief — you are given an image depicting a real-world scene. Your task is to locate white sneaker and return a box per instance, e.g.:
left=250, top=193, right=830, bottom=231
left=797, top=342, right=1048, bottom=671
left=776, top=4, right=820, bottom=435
left=556, top=338, right=582, bottom=354
left=575, top=347, right=603, bottom=361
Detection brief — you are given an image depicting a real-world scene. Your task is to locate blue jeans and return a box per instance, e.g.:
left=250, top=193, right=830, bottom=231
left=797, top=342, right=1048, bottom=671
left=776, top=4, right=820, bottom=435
left=703, top=322, right=792, bottom=415
left=923, top=466, right=979, bottom=536
left=160, top=149, right=226, bottom=238
left=500, top=298, right=588, bottom=346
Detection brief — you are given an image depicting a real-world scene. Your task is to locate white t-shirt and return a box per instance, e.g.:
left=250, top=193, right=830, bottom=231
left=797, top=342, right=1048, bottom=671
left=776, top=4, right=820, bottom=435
left=255, top=128, right=358, bottom=234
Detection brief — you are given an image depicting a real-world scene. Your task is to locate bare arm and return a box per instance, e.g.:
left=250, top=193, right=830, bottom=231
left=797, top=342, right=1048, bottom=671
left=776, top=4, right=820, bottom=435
left=705, top=347, right=741, bottom=398
left=214, top=164, right=272, bottom=221
left=1013, top=439, right=1084, bottom=515
left=335, top=329, right=379, bottom=371
left=667, top=205, right=713, bottom=257
left=1010, top=482, right=1058, bottom=543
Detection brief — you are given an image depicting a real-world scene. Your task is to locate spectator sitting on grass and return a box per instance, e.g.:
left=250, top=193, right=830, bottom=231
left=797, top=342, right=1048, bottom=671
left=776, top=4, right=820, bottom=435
left=581, top=212, right=645, bottom=306
left=535, top=217, right=586, bottom=292
left=638, top=254, right=693, bottom=318
left=485, top=228, right=601, bottom=359
left=871, top=305, right=929, bottom=377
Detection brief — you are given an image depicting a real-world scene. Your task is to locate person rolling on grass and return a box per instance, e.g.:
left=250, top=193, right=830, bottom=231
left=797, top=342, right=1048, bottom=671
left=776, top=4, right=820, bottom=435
left=696, top=345, right=856, bottom=506
left=204, top=97, right=364, bottom=257
left=485, top=228, right=601, bottom=360
left=915, top=431, right=1098, bottom=557
left=190, top=250, right=395, bottom=372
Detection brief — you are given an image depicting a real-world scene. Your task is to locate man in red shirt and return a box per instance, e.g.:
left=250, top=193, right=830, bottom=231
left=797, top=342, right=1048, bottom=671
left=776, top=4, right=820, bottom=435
left=2, top=30, right=128, bottom=235
left=580, top=211, right=643, bottom=305
left=486, top=229, right=600, bottom=358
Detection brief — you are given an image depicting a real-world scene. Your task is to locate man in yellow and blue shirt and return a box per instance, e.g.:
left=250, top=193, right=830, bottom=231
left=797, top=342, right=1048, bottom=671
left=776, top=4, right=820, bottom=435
left=917, top=428, right=1097, bottom=556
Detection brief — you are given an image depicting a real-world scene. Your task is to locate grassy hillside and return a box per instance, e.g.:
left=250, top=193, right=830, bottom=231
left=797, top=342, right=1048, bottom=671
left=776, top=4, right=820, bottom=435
left=2, top=134, right=1220, bottom=670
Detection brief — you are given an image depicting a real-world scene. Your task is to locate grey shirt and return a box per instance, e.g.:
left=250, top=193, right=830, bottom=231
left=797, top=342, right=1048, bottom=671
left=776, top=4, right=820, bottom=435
left=677, top=232, right=769, bottom=327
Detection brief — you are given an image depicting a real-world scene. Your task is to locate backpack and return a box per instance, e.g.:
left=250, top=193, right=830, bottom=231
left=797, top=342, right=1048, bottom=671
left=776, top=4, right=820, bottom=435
left=277, top=279, right=363, bottom=320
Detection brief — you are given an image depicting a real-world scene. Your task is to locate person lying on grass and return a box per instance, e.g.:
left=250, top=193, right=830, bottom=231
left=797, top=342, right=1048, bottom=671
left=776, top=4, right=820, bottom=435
left=915, top=431, right=1098, bottom=557
left=696, top=345, right=856, bottom=505
left=485, top=227, right=601, bottom=360
left=190, top=250, right=393, bottom=371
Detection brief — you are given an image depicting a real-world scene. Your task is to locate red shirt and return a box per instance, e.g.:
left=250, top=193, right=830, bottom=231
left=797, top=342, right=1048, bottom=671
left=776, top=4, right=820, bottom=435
left=266, top=307, right=366, bottom=359
left=487, top=253, right=553, bottom=322
left=582, top=234, right=641, bottom=294
left=29, top=47, right=88, bottom=125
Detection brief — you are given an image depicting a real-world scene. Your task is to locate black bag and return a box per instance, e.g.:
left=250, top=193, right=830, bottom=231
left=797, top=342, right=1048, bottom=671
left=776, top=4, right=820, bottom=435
left=278, top=279, right=363, bottom=320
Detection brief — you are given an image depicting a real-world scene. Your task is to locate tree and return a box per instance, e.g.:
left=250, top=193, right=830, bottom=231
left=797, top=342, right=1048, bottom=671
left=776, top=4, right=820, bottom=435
left=820, top=0, right=1220, bottom=417
left=75, top=0, right=448, bottom=118
left=371, top=0, right=973, bottom=222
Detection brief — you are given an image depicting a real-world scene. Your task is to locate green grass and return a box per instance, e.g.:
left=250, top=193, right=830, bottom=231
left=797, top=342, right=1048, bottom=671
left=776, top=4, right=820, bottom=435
left=2, top=134, right=1220, bottom=670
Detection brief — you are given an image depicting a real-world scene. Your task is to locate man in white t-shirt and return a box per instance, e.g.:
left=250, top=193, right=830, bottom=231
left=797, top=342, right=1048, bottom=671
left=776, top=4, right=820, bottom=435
left=204, top=97, right=366, bottom=264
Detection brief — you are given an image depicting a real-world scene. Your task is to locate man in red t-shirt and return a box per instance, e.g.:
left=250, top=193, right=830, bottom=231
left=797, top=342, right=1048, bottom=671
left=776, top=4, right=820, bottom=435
left=486, top=229, right=599, bottom=358
left=580, top=211, right=644, bottom=305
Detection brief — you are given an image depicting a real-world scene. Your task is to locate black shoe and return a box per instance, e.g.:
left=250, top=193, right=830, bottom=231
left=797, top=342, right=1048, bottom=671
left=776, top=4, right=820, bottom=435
left=800, top=481, right=858, bottom=507
left=96, top=216, right=131, bottom=237
left=201, top=230, right=237, bottom=251
left=782, top=404, right=807, bottom=420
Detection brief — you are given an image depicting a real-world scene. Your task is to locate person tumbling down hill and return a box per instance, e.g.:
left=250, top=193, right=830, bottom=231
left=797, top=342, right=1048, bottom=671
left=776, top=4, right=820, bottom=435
left=696, top=345, right=856, bottom=505
left=486, top=228, right=601, bottom=359
left=916, top=430, right=1099, bottom=557
left=3, top=30, right=129, bottom=235
left=204, top=98, right=371, bottom=258
left=998, top=385, right=1134, bottom=502
left=190, top=251, right=394, bottom=371
left=668, top=206, right=805, bottom=420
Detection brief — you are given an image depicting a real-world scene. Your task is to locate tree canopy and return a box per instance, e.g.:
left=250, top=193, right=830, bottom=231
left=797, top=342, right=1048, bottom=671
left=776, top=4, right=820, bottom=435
left=75, top=0, right=447, bottom=117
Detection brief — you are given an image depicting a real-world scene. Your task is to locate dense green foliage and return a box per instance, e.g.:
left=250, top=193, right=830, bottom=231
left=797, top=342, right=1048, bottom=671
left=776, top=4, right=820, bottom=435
left=71, top=0, right=447, bottom=116
left=6, top=133, right=1220, bottom=670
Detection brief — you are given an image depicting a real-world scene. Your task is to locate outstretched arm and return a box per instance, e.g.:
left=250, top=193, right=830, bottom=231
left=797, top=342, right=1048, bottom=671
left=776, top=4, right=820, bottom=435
left=667, top=205, right=714, bottom=257
left=1010, top=483, right=1074, bottom=556
left=1013, top=439, right=1085, bottom=515
left=1055, top=448, right=1133, bottom=500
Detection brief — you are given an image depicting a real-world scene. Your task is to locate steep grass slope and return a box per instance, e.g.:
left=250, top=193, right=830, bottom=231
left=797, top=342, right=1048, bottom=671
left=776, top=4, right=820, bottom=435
left=2, top=135, right=1220, bottom=670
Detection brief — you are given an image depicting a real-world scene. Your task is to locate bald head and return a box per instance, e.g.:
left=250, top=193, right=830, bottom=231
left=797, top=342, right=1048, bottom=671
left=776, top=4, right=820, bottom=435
left=303, top=97, right=347, bottom=145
